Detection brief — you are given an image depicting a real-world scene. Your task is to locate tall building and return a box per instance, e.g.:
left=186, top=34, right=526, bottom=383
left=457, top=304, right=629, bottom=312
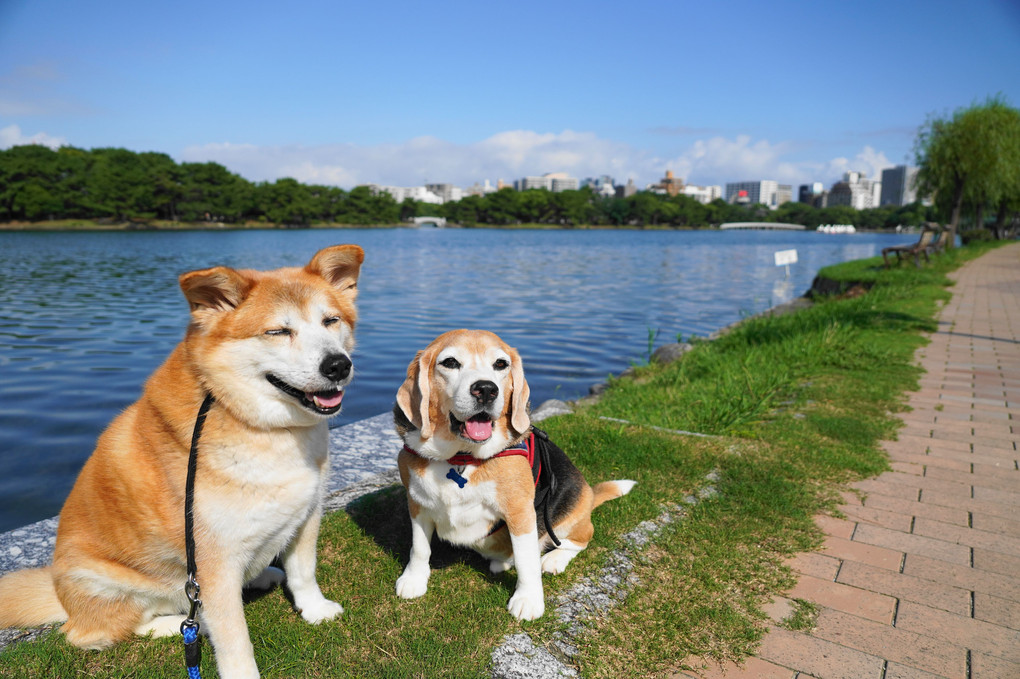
left=724, top=180, right=791, bottom=209
left=828, top=171, right=881, bottom=210
left=369, top=184, right=443, bottom=204
left=799, top=182, right=824, bottom=204
left=648, top=170, right=685, bottom=196
left=879, top=165, right=919, bottom=206
left=581, top=175, right=616, bottom=197
left=616, top=178, right=638, bottom=198
left=682, top=184, right=722, bottom=204
left=422, top=183, right=464, bottom=203
left=514, top=172, right=579, bottom=192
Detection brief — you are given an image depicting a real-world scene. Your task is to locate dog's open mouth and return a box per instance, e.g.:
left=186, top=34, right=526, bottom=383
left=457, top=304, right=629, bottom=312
left=450, top=412, right=493, bottom=442
left=266, top=374, right=344, bottom=415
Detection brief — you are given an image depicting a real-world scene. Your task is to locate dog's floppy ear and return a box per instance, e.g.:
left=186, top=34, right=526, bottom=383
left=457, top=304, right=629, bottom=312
left=508, top=346, right=531, bottom=435
left=396, top=347, right=438, bottom=440
left=179, top=267, right=253, bottom=313
left=307, top=244, right=364, bottom=293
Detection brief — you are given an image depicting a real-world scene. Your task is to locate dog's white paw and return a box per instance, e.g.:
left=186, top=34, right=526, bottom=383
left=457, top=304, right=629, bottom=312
left=541, top=549, right=574, bottom=575
left=489, top=557, right=514, bottom=574
left=298, top=597, right=344, bottom=624
left=395, top=568, right=430, bottom=599
left=507, top=588, right=545, bottom=621
left=246, top=566, right=285, bottom=591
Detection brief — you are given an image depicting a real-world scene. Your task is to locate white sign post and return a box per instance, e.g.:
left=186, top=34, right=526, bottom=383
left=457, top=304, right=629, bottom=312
left=774, top=249, right=798, bottom=278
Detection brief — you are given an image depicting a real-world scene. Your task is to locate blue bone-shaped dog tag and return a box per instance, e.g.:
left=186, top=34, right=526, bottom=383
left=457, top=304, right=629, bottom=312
left=446, top=467, right=467, bottom=488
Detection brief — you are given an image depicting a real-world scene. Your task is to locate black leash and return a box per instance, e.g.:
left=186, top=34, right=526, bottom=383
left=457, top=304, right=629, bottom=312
left=531, top=428, right=561, bottom=547
left=181, top=392, right=215, bottom=679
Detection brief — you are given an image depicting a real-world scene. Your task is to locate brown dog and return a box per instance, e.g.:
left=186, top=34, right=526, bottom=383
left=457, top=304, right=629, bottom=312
left=0, top=244, right=364, bottom=679
left=393, top=329, right=635, bottom=620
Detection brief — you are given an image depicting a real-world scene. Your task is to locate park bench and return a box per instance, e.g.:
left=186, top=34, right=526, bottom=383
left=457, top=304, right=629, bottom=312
left=926, top=228, right=952, bottom=257
left=882, top=227, right=937, bottom=268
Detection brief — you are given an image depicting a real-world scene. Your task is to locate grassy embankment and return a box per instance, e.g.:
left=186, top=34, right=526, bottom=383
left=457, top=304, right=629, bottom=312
left=0, top=241, right=1003, bottom=678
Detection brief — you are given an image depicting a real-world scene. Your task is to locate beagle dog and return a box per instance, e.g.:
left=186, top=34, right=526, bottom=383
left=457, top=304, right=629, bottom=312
left=393, top=329, right=635, bottom=620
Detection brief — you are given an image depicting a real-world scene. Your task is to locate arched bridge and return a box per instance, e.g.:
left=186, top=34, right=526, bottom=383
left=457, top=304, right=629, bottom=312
left=412, top=216, right=447, bottom=228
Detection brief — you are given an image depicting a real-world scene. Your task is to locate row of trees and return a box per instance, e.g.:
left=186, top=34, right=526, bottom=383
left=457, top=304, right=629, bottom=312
left=0, top=144, right=936, bottom=229
left=914, top=95, right=1020, bottom=242
left=5, top=96, right=1019, bottom=234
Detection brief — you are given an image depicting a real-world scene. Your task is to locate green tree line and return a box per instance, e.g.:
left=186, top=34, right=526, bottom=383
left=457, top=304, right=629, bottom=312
left=0, top=143, right=935, bottom=229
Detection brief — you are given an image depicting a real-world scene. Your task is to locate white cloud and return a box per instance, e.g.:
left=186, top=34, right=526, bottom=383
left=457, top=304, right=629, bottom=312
left=182, top=131, right=893, bottom=193
left=0, top=124, right=66, bottom=149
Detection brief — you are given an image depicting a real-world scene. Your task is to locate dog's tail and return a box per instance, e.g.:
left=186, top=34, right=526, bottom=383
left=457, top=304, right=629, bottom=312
left=0, top=567, right=68, bottom=628
left=592, top=479, right=637, bottom=508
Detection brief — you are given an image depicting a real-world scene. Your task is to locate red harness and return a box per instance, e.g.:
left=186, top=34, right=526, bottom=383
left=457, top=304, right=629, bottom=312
left=402, top=429, right=561, bottom=546
left=403, top=432, right=537, bottom=476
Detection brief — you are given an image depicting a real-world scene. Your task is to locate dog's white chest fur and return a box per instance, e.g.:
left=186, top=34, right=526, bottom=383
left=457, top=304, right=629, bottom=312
left=199, top=424, right=328, bottom=577
left=407, top=462, right=500, bottom=546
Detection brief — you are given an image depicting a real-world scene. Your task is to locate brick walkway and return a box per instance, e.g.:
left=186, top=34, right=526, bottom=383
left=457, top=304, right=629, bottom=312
left=678, top=243, right=1020, bottom=679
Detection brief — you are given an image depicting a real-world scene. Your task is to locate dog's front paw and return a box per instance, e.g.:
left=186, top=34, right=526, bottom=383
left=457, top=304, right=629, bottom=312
left=541, top=548, right=578, bottom=575
left=247, top=566, right=285, bottom=591
left=489, top=556, right=514, bottom=574
left=395, top=567, right=430, bottom=599
left=298, top=597, right=344, bottom=624
left=507, top=588, right=545, bottom=621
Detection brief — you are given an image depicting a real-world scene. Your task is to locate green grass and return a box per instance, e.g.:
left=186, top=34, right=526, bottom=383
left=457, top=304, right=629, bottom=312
left=0, top=242, right=1006, bottom=678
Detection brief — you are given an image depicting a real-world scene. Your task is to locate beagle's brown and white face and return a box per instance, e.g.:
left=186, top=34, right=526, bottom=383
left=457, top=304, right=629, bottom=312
left=396, top=329, right=531, bottom=458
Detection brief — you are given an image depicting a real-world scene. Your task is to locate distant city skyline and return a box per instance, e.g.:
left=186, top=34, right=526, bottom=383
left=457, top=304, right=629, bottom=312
left=1, top=1, right=1018, bottom=192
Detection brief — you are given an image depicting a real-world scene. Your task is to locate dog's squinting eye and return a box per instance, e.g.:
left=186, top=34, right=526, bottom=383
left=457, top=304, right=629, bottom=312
left=323, top=317, right=340, bottom=328
left=265, top=328, right=292, bottom=337
left=493, top=359, right=509, bottom=370
left=439, top=357, right=461, bottom=369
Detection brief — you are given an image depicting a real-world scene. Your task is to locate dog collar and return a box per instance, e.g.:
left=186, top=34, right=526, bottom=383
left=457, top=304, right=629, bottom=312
left=402, top=432, right=534, bottom=467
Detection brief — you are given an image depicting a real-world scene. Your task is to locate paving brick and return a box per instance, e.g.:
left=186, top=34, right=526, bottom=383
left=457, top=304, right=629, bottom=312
left=856, top=478, right=922, bottom=502
left=810, top=608, right=966, bottom=678
left=815, top=515, right=855, bottom=540
left=972, top=485, right=1020, bottom=506
left=912, top=517, right=1020, bottom=557
left=970, top=650, right=1020, bottom=679
left=895, top=601, right=1020, bottom=663
left=891, top=461, right=924, bottom=476
left=838, top=503, right=913, bottom=533
left=883, top=663, right=953, bottom=679
left=917, top=491, right=1017, bottom=521
left=763, top=596, right=796, bottom=625
left=857, top=493, right=969, bottom=526
left=972, top=548, right=1020, bottom=578
left=887, top=451, right=973, bottom=472
left=756, top=626, right=885, bottom=679
left=672, top=657, right=797, bottom=679
left=820, top=535, right=903, bottom=572
left=973, top=592, right=1020, bottom=629
left=785, top=552, right=841, bottom=581
left=901, top=554, right=1020, bottom=602
left=852, top=523, right=971, bottom=566
left=882, top=471, right=973, bottom=498
left=786, top=573, right=896, bottom=624
left=970, top=511, right=1020, bottom=538
left=835, top=559, right=970, bottom=615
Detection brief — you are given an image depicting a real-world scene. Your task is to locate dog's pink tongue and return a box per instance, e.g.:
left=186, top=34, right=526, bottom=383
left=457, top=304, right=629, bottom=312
left=311, top=391, right=344, bottom=409
left=463, top=419, right=493, bottom=441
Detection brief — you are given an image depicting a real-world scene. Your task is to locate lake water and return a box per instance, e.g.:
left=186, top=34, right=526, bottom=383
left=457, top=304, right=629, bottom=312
left=0, top=227, right=905, bottom=531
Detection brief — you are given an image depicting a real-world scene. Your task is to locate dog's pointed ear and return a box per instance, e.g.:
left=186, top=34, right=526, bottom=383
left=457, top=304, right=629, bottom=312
left=179, top=267, right=253, bottom=313
left=508, top=346, right=531, bottom=436
left=396, top=348, right=436, bottom=440
left=307, top=244, right=364, bottom=293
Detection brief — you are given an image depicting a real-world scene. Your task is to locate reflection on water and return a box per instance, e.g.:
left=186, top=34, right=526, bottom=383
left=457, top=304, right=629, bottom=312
left=0, top=228, right=903, bottom=531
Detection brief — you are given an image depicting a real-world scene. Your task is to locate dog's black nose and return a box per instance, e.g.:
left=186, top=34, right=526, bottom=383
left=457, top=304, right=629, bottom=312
left=470, top=380, right=498, bottom=405
left=319, top=354, right=352, bottom=382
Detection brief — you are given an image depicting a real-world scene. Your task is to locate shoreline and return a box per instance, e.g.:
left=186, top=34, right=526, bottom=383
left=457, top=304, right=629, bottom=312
left=0, top=276, right=833, bottom=577
left=0, top=219, right=898, bottom=233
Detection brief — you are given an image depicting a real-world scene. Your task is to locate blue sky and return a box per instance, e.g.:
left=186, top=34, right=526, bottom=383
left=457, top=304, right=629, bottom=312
left=1, top=0, right=1018, bottom=191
